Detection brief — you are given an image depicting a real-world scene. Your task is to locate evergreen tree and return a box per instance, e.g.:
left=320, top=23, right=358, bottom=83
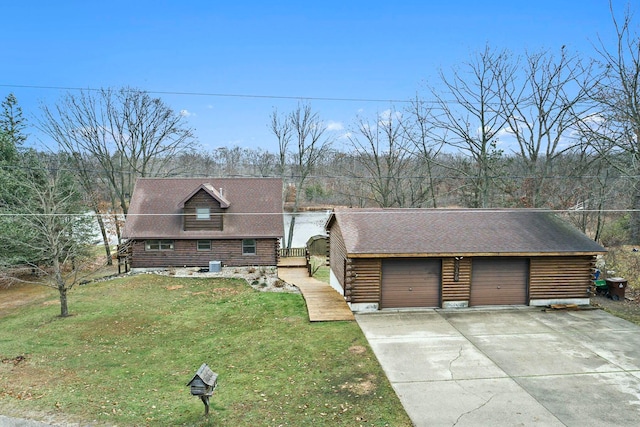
left=0, top=93, right=26, bottom=162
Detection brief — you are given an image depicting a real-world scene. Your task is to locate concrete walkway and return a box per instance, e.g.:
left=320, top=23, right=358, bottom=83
left=357, top=308, right=640, bottom=426
left=278, top=267, right=354, bottom=322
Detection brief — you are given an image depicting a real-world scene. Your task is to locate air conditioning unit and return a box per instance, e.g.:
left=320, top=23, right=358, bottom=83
left=209, top=261, right=221, bottom=272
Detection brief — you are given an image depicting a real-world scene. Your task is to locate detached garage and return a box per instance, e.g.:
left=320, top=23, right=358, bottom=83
left=326, top=208, right=606, bottom=312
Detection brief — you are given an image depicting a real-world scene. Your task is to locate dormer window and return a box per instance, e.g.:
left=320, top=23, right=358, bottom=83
left=181, top=185, right=228, bottom=231
left=196, top=207, right=210, bottom=220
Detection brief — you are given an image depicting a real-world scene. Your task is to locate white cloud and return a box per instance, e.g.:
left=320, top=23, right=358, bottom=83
left=180, top=109, right=194, bottom=117
left=495, top=127, right=514, bottom=140
left=378, top=109, right=402, bottom=126
left=326, top=120, right=344, bottom=131
left=582, top=112, right=604, bottom=126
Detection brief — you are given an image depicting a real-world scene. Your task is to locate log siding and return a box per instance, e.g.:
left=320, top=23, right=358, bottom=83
left=349, top=258, right=382, bottom=303
left=337, top=254, right=595, bottom=309
left=130, top=238, right=278, bottom=268
left=183, top=190, right=225, bottom=231
left=441, top=257, right=472, bottom=302
left=328, top=221, right=348, bottom=291
left=529, top=256, right=594, bottom=299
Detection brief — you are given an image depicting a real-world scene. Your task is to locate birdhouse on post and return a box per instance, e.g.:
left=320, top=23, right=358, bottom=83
left=186, top=363, right=218, bottom=415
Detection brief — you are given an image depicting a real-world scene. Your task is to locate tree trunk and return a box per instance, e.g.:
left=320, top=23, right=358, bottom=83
left=59, top=285, right=69, bottom=317
left=631, top=185, right=640, bottom=243
left=52, top=254, right=69, bottom=317
left=286, top=214, right=296, bottom=250
left=96, top=212, right=113, bottom=265
left=426, top=161, right=438, bottom=208
left=53, top=258, right=69, bottom=317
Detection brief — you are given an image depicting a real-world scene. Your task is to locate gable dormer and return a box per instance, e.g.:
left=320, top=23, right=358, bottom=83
left=179, top=184, right=230, bottom=231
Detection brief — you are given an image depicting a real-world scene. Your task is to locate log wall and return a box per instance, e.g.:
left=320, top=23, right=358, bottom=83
left=441, top=257, right=472, bottom=302
left=327, top=221, right=347, bottom=291
left=349, top=259, right=382, bottom=303
left=529, top=256, right=594, bottom=299
left=130, top=238, right=278, bottom=268
left=183, top=190, right=224, bottom=231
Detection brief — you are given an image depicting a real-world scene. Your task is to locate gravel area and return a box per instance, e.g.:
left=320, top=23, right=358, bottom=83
left=150, top=266, right=301, bottom=293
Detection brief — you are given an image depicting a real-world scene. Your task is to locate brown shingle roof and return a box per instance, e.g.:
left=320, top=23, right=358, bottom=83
left=178, top=183, right=230, bottom=208
left=328, top=208, right=606, bottom=256
left=122, top=178, right=283, bottom=239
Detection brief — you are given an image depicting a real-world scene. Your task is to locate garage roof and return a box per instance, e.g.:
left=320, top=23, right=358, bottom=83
left=327, top=208, right=606, bottom=257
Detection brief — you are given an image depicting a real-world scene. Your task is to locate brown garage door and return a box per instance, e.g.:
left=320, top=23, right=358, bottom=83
left=381, top=259, right=441, bottom=308
left=470, top=258, right=528, bottom=306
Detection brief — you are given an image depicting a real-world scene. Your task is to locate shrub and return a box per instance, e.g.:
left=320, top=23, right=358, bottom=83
left=600, top=215, right=631, bottom=247
left=603, top=245, right=640, bottom=289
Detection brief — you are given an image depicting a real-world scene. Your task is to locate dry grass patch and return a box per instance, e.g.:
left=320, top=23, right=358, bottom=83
left=349, top=345, right=368, bottom=355
left=340, top=374, right=378, bottom=395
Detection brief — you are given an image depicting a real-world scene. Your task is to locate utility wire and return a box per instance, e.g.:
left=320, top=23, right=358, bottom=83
left=0, top=163, right=634, bottom=180
left=0, top=209, right=638, bottom=217
left=0, top=84, right=413, bottom=104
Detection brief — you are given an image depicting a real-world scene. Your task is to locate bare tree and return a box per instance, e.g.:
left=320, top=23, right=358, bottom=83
left=403, top=96, right=445, bottom=207
left=71, top=151, right=114, bottom=264
left=39, top=87, right=197, bottom=259
left=173, top=151, right=218, bottom=176
left=431, top=46, right=517, bottom=207
left=0, top=155, right=96, bottom=317
left=331, top=151, right=371, bottom=207
left=348, top=108, right=413, bottom=207
left=270, top=108, right=292, bottom=182
left=245, top=147, right=278, bottom=177
left=502, top=48, right=593, bottom=207
left=212, top=146, right=246, bottom=176
left=579, top=2, right=640, bottom=241
left=40, top=87, right=197, bottom=217
left=270, top=103, right=333, bottom=249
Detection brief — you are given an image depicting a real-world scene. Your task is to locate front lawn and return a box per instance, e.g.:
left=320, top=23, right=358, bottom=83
left=0, top=274, right=410, bottom=426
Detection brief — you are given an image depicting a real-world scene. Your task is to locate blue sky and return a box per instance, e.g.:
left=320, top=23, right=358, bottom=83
left=0, top=0, right=635, bottom=153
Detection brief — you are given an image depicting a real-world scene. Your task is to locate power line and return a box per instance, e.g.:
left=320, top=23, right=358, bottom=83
left=0, top=164, right=635, bottom=181
left=0, top=84, right=413, bottom=104
left=0, top=209, right=638, bottom=218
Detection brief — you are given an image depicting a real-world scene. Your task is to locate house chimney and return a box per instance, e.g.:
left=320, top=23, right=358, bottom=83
left=219, top=188, right=223, bottom=197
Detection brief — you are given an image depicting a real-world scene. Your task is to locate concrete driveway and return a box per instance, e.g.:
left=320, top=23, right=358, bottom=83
left=356, top=308, right=640, bottom=426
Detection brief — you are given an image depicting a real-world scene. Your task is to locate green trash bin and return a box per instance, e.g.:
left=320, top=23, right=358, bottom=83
left=606, top=278, right=628, bottom=301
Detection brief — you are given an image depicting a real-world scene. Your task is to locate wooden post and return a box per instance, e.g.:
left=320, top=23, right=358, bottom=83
left=201, top=395, right=210, bottom=416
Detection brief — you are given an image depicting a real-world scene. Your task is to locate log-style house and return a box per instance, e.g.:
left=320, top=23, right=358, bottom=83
left=326, top=208, right=606, bottom=311
left=122, top=178, right=283, bottom=269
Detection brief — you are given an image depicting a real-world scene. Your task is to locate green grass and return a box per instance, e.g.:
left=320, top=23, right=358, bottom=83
left=311, top=256, right=330, bottom=284
left=0, top=275, right=411, bottom=426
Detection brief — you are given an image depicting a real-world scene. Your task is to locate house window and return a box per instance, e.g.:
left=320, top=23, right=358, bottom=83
left=196, top=207, right=210, bottom=220
left=242, top=239, right=256, bottom=255
left=197, top=240, right=211, bottom=251
left=145, top=240, right=174, bottom=251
